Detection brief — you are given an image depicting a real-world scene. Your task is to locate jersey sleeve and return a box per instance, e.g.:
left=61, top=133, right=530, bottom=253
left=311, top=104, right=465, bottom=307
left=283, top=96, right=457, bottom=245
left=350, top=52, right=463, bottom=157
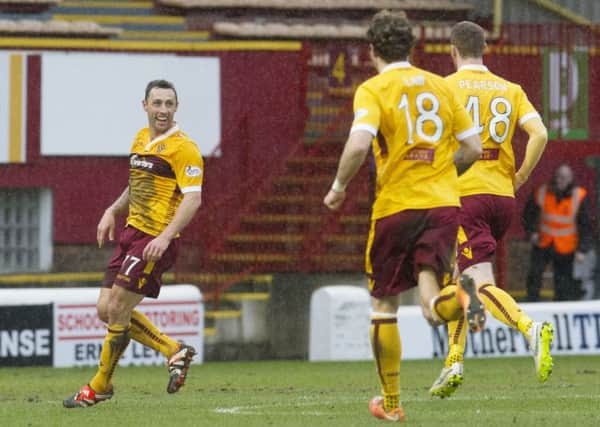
left=350, top=85, right=380, bottom=137
left=172, top=141, right=204, bottom=194
left=450, top=92, right=477, bottom=141
left=515, top=87, right=541, bottom=127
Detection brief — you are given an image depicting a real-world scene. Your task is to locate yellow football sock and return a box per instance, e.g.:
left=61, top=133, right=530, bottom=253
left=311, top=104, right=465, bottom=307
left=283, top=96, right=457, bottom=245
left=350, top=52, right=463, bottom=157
left=370, top=315, right=401, bottom=412
left=517, top=315, right=535, bottom=341
left=445, top=317, right=467, bottom=367
left=432, top=285, right=463, bottom=322
left=129, top=310, right=180, bottom=357
left=90, top=324, right=130, bottom=393
left=479, top=284, right=533, bottom=336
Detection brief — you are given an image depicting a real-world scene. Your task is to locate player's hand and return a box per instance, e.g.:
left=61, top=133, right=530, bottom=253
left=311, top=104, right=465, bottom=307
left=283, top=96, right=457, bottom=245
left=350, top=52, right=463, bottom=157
left=514, top=171, right=527, bottom=192
left=97, top=209, right=116, bottom=248
left=324, top=189, right=346, bottom=211
left=529, top=232, right=540, bottom=245
left=575, top=251, right=585, bottom=263
left=142, top=235, right=170, bottom=262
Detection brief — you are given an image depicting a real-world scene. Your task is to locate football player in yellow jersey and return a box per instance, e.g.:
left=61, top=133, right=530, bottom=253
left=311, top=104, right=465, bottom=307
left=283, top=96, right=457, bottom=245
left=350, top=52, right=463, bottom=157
left=64, top=80, right=204, bottom=408
left=429, top=21, right=554, bottom=399
left=324, top=10, right=483, bottom=422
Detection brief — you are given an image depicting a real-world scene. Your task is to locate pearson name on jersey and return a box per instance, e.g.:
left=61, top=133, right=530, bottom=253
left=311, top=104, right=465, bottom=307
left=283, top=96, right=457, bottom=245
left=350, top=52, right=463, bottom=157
left=446, top=65, right=540, bottom=197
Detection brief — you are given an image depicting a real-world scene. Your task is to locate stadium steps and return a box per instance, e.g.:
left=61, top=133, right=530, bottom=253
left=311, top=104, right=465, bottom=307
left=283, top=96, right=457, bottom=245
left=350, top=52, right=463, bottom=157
left=175, top=272, right=273, bottom=307
left=199, top=68, right=369, bottom=275
left=322, top=233, right=366, bottom=254
left=284, top=156, right=338, bottom=174
left=204, top=309, right=241, bottom=343
left=52, top=13, right=186, bottom=31
left=203, top=292, right=271, bottom=345
left=237, top=213, right=323, bottom=233
left=191, top=64, right=370, bottom=332
left=224, top=233, right=305, bottom=252
left=271, top=175, right=333, bottom=195
left=56, top=1, right=156, bottom=15
left=254, top=194, right=325, bottom=214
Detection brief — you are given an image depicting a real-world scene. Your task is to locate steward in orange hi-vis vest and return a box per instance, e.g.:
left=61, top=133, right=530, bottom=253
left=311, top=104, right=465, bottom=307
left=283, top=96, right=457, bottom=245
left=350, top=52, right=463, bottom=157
left=523, top=164, right=593, bottom=302
left=535, top=184, right=586, bottom=254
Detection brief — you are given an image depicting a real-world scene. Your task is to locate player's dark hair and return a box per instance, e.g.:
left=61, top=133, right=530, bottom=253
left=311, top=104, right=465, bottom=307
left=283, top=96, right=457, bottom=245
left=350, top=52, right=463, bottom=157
left=366, top=10, right=415, bottom=63
left=145, top=79, right=178, bottom=102
left=450, top=21, right=486, bottom=58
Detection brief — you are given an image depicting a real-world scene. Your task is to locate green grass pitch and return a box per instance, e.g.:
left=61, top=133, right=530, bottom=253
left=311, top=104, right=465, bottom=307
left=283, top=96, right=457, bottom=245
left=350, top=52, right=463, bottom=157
left=1, top=356, right=599, bottom=426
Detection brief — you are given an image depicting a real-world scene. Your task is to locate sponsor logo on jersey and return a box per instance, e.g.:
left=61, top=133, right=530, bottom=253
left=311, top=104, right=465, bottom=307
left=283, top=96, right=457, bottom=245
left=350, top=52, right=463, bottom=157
left=130, top=154, right=154, bottom=169
left=185, top=165, right=202, bottom=177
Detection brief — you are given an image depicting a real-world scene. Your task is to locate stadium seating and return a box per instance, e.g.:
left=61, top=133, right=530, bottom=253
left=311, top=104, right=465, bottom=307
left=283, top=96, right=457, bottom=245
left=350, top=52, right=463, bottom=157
left=212, top=20, right=457, bottom=40
left=0, top=18, right=121, bottom=37
left=0, top=0, right=122, bottom=38
left=0, top=0, right=208, bottom=41
left=159, top=0, right=471, bottom=39
left=49, top=0, right=208, bottom=40
left=157, top=0, right=472, bottom=14
left=0, top=0, right=60, bottom=13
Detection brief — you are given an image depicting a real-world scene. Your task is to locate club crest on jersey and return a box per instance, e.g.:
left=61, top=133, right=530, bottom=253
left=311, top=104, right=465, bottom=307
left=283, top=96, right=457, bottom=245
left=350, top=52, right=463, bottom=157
left=185, top=165, right=202, bottom=177
left=155, top=143, right=166, bottom=153
left=130, top=154, right=153, bottom=169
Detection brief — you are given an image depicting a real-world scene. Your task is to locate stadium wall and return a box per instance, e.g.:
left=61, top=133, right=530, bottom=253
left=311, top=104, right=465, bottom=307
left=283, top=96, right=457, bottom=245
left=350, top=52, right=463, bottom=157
left=0, top=47, right=308, bottom=249
left=1, top=38, right=598, bottom=278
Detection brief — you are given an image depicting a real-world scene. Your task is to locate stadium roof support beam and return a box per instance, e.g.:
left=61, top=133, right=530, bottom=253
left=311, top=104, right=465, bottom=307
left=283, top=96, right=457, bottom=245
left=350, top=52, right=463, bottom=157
left=492, top=0, right=502, bottom=39
left=526, top=0, right=593, bottom=28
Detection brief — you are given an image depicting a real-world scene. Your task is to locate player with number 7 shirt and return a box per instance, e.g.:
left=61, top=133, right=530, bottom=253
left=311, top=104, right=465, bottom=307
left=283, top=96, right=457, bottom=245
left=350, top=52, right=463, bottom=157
left=428, top=21, right=553, bottom=399
left=63, top=79, right=203, bottom=408
left=323, top=10, right=484, bottom=422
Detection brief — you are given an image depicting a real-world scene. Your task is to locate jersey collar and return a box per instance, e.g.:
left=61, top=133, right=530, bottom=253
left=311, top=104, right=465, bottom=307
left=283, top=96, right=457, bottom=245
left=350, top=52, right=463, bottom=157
left=458, top=64, right=489, bottom=72
left=381, top=61, right=411, bottom=73
left=144, top=124, right=179, bottom=152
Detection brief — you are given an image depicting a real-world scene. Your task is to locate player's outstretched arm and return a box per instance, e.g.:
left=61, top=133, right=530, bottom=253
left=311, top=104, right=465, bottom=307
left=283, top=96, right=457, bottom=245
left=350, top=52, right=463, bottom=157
left=324, top=130, right=372, bottom=211
left=142, top=191, right=202, bottom=262
left=515, top=118, right=548, bottom=191
left=453, top=133, right=482, bottom=176
left=97, top=186, right=129, bottom=248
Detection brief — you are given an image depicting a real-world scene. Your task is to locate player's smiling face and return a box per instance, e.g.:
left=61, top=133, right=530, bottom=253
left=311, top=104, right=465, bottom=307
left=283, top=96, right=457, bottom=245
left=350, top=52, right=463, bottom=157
left=143, top=87, right=178, bottom=137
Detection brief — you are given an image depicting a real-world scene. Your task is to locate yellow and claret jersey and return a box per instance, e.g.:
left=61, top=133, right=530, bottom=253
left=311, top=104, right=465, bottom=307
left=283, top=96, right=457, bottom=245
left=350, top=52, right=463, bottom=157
left=126, top=125, right=203, bottom=236
left=351, top=61, right=477, bottom=220
left=445, top=65, right=540, bottom=197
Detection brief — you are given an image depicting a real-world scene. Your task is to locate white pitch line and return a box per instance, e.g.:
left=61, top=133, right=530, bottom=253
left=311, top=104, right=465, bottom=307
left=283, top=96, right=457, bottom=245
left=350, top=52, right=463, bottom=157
left=213, top=393, right=600, bottom=416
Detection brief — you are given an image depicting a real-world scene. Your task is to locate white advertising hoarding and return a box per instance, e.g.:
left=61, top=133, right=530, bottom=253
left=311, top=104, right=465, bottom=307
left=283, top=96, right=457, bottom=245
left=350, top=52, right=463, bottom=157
left=309, top=286, right=372, bottom=361
left=309, top=285, right=600, bottom=361
left=0, top=285, right=203, bottom=367
left=404, top=301, right=600, bottom=360
left=54, top=297, right=203, bottom=367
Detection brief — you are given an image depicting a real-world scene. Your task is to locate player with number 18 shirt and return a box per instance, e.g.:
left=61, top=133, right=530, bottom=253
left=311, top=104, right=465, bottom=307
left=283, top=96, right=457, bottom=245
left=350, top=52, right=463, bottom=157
left=352, top=62, right=477, bottom=220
